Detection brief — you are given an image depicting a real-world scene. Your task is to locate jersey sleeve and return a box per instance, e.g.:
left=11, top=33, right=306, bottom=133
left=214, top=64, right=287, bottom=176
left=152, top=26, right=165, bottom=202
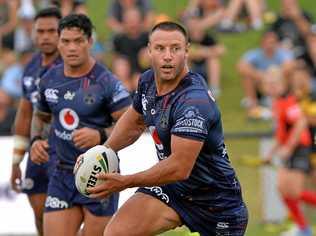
left=171, top=90, right=216, bottom=141
left=36, top=74, right=51, bottom=113
left=103, top=72, right=131, bottom=113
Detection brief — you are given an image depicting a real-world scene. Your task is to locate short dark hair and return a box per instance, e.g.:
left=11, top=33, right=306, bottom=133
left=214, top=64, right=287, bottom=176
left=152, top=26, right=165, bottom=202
left=58, top=14, right=94, bottom=38
left=34, top=7, right=62, bottom=21
left=150, top=21, right=188, bottom=43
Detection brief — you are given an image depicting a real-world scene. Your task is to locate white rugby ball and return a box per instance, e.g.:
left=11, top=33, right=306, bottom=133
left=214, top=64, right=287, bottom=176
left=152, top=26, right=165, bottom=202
left=74, top=145, right=119, bottom=197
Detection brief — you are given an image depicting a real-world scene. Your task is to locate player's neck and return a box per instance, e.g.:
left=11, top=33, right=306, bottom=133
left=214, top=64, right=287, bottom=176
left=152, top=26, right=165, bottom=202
left=155, top=65, right=189, bottom=96
left=41, top=51, right=59, bottom=67
left=64, top=57, right=96, bottom=78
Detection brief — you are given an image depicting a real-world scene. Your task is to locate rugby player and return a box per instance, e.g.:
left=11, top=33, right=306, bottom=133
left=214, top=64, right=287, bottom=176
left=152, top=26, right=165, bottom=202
left=10, top=8, right=62, bottom=236
left=31, top=14, right=131, bottom=236
left=87, top=21, right=248, bottom=236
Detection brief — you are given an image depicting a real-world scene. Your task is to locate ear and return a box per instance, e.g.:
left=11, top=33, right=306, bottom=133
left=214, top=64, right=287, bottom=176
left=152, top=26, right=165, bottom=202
left=185, top=42, right=190, bottom=53
left=88, top=37, right=93, bottom=46
left=147, top=42, right=151, bottom=55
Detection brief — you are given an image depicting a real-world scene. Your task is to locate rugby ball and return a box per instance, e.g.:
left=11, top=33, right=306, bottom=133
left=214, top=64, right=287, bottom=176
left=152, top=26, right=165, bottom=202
left=74, top=145, right=119, bottom=197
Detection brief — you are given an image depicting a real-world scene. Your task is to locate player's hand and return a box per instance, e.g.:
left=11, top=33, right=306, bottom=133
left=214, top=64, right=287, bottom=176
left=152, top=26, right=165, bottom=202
left=72, top=127, right=101, bottom=149
left=30, top=140, right=49, bottom=164
left=87, top=173, right=129, bottom=199
left=10, top=164, right=22, bottom=192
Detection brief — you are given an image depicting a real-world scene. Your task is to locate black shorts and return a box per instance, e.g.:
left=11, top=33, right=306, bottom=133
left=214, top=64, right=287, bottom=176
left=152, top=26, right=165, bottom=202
left=284, top=147, right=311, bottom=173
left=137, top=186, right=248, bottom=236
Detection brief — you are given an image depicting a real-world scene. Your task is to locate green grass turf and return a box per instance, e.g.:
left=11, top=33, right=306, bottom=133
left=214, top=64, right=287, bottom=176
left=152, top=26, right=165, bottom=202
left=87, top=0, right=316, bottom=235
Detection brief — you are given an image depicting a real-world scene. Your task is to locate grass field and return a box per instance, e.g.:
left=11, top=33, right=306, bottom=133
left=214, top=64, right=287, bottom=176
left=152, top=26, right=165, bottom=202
left=86, top=1, right=316, bottom=235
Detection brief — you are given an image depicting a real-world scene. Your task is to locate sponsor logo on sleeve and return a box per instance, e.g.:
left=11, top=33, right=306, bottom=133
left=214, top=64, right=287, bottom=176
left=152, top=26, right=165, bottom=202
left=173, top=106, right=207, bottom=134
left=23, top=76, right=33, bottom=88
left=141, top=94, right=148, bottom=114
left=112, top=83, right=130, bottom=103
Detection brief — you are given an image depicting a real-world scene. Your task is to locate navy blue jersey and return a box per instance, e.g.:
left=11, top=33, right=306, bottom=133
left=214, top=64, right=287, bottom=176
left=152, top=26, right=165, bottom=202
left=133, top=70, right=242, bottom=208
left=22, top=53, right=62, bottom=106
left=37, top=62, right=131, bottom=166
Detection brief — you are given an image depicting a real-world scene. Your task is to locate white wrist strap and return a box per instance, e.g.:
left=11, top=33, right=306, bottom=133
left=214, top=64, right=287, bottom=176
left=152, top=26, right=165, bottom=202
left=12, top=135, right=29, bottom=164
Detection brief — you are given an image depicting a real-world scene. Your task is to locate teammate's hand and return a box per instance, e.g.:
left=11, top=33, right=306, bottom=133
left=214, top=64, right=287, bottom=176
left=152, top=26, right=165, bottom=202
left=87, top=173, right=129, bottom=199
left=10, top=164, right=22, bottom=192
left=72, top=127, right=101, bottom=149
left=30, top=140, right=49, bottom=164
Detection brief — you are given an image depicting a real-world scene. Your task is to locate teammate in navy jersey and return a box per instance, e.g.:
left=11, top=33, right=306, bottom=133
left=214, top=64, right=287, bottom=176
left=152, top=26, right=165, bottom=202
left=31, top=14, right=131, bottom=236
left=86, top=22, right=248, bottom=236
left=10, top=8, right=62, bottom=236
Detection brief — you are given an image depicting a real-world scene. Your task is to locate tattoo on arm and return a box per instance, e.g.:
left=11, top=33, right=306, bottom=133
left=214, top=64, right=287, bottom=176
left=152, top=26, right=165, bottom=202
left=31, top=108, right=52, bottom=139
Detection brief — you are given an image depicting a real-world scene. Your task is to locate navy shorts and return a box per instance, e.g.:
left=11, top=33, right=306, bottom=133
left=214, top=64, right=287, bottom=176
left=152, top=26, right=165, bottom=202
left=137, top=186, right=248, bottom=236
left=22, top=153, right=55, bottom=195
left=45, top=168, right=118, bottom=216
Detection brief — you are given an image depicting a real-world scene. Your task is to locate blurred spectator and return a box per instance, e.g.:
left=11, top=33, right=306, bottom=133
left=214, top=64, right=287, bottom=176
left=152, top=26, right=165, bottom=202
left=0, top=89, right=15, bottom=135
left=0, top=0, right=19, bottom=50
left=14, top=0, right=36, bottom=53
left=262, top=67, right=314, bottom=236
left=219, top=0, right=265, bottom=32
left=183, top=0, right=225, bottom=96
left=106, top=0, right=154, bottom=34
left=301, top=33, right=316, bottom=79
left=270, top=0, right=312, bottom=64
left=112, top=7, right=149, bottom=93
left=188, top=35, right=225, bottom=97
left=34, top=0, right=87, bottom=16
left=0, top=48, right=33, bottom=136
left=1, top=49, right=33, bottom=100
left=237, top=31, right=294, bottom=118
left=183, top=0, right=224, bottom=33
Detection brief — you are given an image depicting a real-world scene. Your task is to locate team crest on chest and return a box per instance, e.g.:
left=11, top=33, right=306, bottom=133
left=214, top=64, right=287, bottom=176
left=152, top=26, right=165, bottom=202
left=84, top=93, right=96, bottom=105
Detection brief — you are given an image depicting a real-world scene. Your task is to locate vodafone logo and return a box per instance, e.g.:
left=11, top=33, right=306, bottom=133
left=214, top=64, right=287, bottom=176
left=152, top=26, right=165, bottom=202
left=59, top=108, right=79, bottom=130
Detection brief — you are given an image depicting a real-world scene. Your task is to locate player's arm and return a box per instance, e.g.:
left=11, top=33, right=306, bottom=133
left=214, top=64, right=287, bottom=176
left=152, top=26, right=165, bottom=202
left=88, top=135, right=202, bottom=198
left=30, top=108, right=52, bottom=164
left=72, top=107, right=129, bottom=149
left=10, top=98, right=33, bottom=192
left=12, top=99, right=32, bottom=163
left=104, top=106, right=146, bottom=152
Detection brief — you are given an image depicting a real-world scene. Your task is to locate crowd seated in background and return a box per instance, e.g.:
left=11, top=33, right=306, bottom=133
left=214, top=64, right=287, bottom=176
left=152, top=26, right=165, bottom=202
left=106, top=0, right=154, bottom=34
left=112, top=7, right=149, bottom=93
left=237, top=31, right=295, bottom=119
left=182, top=0, right=225, bottom=97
